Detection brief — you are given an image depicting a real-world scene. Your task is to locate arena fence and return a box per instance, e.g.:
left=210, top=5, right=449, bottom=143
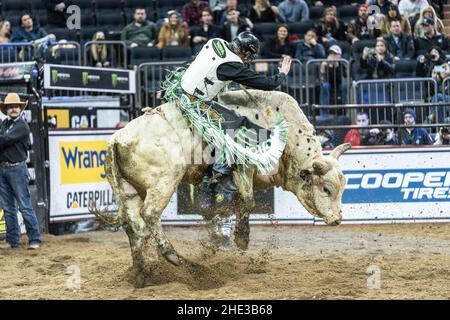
left=83, top=41, right=128, bottom=69
left=137, top=58, right=303, bottom=109
left=352, top=77, right=438, bottom=124
left=311, top=102, right=450, bottom=145
left=0, top=42, right=34, bottom=64
left=304, top=58, right=350, bottom=115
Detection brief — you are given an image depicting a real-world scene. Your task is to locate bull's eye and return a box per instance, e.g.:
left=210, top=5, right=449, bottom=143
left=324, top=187, right=332, bottom=196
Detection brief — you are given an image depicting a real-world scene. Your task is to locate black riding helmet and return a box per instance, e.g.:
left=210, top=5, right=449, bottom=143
left=227, top=31, right=260, bottom=63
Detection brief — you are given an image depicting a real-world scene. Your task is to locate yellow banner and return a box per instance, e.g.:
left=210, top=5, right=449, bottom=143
left=0, top=209, right=5, bottom=234
left=59, top=140, right=108, bottom=184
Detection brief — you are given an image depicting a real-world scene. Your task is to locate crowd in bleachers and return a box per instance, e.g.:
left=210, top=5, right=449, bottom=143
left=0, top=0, right=449, bottom=146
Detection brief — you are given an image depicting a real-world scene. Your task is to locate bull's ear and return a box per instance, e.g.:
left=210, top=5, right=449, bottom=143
left=330, top=143, right=351, bottom=160
left=312, top=160, right=331, bottom=176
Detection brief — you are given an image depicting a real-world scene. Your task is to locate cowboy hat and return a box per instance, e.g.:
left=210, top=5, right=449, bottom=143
left=0, top=93, right=28, bottom=115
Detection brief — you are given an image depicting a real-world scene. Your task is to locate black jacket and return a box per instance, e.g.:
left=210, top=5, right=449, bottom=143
left=221, top=19, right=251, bottom=43
left=46, top=0, right=73, bottom=27
left=216, top=62, right=286, bottom=90
left=0, top=117, right=31, bottom=163
left=383, top=33, right=415, bottom=59
left=414, top=33, right=450, bottom=55
left=360, top=54, right=395, bottom=79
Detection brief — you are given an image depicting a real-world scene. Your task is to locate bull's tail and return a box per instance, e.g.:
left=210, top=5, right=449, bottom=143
left=89, top=139, right=123, bottom=228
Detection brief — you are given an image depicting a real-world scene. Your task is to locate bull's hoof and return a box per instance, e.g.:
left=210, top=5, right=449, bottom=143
left=234, top=236, right=249, bottom=251
left=164, top=253, right=181, bottom=266
left=134, top=273, right=146, bottom=288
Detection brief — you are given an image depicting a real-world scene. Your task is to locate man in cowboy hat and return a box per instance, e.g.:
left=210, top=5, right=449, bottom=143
left=0, top=93, right=41, bottom=250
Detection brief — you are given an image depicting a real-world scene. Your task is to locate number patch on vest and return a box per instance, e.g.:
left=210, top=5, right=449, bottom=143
left=212, top=39, right=226, bottom=58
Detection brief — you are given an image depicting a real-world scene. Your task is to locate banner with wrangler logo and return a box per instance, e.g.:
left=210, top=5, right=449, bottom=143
left=48, top=130, right=117, bottom=222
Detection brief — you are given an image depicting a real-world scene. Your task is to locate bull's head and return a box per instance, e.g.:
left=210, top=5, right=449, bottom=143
left=294, top=143, right=351, bottom=226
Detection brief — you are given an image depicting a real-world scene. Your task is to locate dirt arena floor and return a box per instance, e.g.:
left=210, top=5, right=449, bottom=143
left=1, top=223, right=449, bottom=300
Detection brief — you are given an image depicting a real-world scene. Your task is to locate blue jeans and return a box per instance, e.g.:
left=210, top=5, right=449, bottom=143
left=320, top=82, right=348, bottom=117
left=0, top=163, right=41, bottom=246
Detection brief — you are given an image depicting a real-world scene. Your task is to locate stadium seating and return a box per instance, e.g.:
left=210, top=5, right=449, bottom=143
left=287, top=21, right=315, bottom=38
left=96, top=13, right=126, bottom=32
left=394, top=60, right=418, bottom=78
left=309, top=6, right=325, bottom=23
left=94, top=0, right=123, bottom=15
left=161, top=45, right=193, bottom=61
left=130, top=47, right=161, bottom=66
left=253, top=22, right=277, bottom=42
left=337, top=5, right=358, bottom=23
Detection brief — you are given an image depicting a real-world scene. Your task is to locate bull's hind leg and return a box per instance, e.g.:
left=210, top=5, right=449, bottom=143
left=233, top=165, right=256, bottom=250
left=117, top=181, right=146, bottom=286
left=140, top=176, right=183, bottom=266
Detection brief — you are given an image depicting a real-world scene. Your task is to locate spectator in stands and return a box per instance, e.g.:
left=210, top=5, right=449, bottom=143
left=317, top=129, right=335, bottom=149
left=346, top=4, right=370, bottom=44
left=398, top=0, right=430, bottom=20
left=386, top=3, right=412, bottom=34
left=12, top=14, right=54, bottom=43
left=316, top=6, right=346, bottom=45
left=182, top=0, right=211, bottom=27
left=319, top=45, right=348, bottom=108
left=398, top=108, right=433, bottom=145
left=191, top=9, right=221, bottom=54
left=46, top=0, right=73, bottom=28
left=361, top=37, right=395, bottom=79
left=277, top=0, right=309, bottom=23
left=264, top=24, right=296, bottom=58
left=0, top=93, right=42, bottom=250
left=414, top=5, right=445, bottom=38
left=416, top=47, right=449, bottom=119
left=414, top=17, right=449, bottom=53
left=249, top=0, right=278, bottom=23
left=366, top=120, right=399, bottom=145
left=434, top=124, right=450, bottom=145
left=0, top=20, right=11, bottom=43
left=343, top=112, right=371, bottom=146
left=121, top=8, right=156, bottom=48
left=217, top=0, right=250, bottom=25
left=221, top=8, right=252, bottom=42
left=90, top=32, right=111, bottom=68
left=156, top=11, right=190, bottom=49
left=383, top=19, right=415, bottom=60
left=295, top=28, right=325, bottom=62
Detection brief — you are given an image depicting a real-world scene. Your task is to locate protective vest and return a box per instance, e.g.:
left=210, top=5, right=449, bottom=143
left=180, top=38, right=243, bottom=100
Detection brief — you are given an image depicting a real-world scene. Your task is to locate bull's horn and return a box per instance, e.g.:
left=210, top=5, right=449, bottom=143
left=330, top=143, right=351, bottom=160
left=312, top=160, right=332, bottom=176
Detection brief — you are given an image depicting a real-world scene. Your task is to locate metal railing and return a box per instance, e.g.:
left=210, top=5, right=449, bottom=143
left=137, top=58, right=303, bottom=109
left=45, top=41, right=81, bottom=66
left=0, top=42, right=34, bottom=63
left=305, top=58, right=350, bottom=117
left=250, top=58, right=303, bottom=105
left=312, top=102, right=450, bottom=146
left=352, top=77, right=438, bottom=124
left=83, top=40, right=128, bottom=68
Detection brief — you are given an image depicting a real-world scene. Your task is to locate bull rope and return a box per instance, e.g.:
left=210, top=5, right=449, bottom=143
left=161, top=68, right=288, bottom=175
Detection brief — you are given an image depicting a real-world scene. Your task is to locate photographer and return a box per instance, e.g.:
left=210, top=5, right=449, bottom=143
left=416, top=45, right=448, bottom=77
left=367, top=120, right=399, bottom=146
left=416, top=46, right=449, bottom=120
left=360, top=38, right=395, bottom=106
left=434, top=126, right=450, bottom=145
left=361, top=38, right=395, bottom=80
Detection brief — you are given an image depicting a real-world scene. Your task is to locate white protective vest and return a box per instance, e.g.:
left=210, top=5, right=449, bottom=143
left=180, top=38, right=243, bottom=100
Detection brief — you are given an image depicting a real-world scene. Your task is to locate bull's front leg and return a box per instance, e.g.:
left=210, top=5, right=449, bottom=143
left=233, top=165, right=256, bottom=250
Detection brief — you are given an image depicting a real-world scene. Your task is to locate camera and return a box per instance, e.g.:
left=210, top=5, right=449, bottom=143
left=369, top=48, right=376, bottom=55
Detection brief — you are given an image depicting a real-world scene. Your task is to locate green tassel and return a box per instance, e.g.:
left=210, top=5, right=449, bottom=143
left=161, top=69, right=288, bottom=175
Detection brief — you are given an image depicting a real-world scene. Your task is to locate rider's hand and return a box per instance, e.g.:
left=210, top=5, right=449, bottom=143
left=279, top=56, right=292, bottom=75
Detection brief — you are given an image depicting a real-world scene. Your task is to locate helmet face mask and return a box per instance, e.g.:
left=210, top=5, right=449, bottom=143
left=229, top=31, right=260, bottom=63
